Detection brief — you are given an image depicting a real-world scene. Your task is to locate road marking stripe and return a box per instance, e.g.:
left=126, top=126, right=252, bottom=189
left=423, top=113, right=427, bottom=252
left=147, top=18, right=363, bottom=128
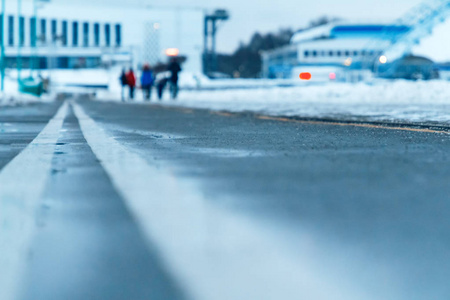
left=257, top=115, right=450, bottom=134
left=211, top=111, right=235, bottom=117
left=176, top=107, right=448, bottom=135
left=73, top=101, right=373, bottom=300
left=0, top=101, right=69, bottom=300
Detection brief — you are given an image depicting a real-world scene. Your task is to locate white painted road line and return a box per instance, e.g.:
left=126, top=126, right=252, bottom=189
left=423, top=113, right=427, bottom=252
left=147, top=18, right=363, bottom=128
left=73, top=102, right=378, bottom=300
left=0, top=101, right=69, bottom=300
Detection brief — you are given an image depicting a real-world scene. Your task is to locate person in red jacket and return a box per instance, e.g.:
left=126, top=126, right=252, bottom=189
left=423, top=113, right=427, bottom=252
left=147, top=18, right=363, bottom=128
left=126, top=68, right=137, bottom=100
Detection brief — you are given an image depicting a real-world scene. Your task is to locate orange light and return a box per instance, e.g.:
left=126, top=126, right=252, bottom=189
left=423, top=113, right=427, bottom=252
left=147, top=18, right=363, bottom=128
left=344, top=58, right=352, bottom=67
left=329, top=72, right=336, bottom=80
left=165, top=48, right=179, bottom=57
left=299, top=72, right=312, bottom=80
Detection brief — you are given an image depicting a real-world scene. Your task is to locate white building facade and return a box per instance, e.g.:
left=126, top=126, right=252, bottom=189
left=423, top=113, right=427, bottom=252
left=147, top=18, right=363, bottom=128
left=0, top=1, right=204, bottom=73
left=261, top=23, right=410, bottom=80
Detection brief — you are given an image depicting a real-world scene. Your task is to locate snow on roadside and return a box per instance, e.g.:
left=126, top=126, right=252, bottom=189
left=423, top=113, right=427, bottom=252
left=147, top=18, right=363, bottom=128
left=97, top=79, right=450, bottom=125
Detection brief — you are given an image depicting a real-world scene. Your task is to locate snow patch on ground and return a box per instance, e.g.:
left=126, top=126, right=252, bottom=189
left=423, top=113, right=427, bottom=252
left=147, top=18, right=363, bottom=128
left=96, top=79, right=450, bottom=125
left=3, top=67, right=445, bottom=126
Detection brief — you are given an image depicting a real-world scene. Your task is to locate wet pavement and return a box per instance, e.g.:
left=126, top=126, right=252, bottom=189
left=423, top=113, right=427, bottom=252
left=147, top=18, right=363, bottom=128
left=1, top=98, right=450, bottom=300
left=19, top=105, right=186, bottom=300
left=0, top=102, right=61, bottom=169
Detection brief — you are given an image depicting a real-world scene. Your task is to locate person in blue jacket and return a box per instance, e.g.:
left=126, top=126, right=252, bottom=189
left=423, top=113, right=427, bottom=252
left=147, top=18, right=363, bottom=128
left=141, top=64, right=154, bottom=101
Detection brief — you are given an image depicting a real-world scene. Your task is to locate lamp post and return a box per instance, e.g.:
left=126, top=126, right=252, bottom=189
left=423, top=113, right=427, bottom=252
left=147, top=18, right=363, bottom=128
left=1, top=0, right=5, bottom=91
left=17, top=0, right=22, bottom=87
left=32, top=0, right=37, bottom=73
left=32, top=0, right=50, bottom=75
left=30, top=0, right=50, bottom=78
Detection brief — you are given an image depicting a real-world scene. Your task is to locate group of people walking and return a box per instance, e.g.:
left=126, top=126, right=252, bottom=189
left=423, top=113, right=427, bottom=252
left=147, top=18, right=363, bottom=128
left=120, top=58, right=182, bottom=102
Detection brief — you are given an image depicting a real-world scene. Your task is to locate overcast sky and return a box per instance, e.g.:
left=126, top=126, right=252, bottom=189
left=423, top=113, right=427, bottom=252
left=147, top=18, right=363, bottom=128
left=55, top=0, right=424, bottom=53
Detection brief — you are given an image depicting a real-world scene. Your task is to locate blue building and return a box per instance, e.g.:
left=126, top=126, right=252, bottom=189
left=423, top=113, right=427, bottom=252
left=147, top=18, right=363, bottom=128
left=0, top=1, right=204, bottom=73
left=262, top=23, right=414, bottom=80
left=262, top=0, right=450, bottom=80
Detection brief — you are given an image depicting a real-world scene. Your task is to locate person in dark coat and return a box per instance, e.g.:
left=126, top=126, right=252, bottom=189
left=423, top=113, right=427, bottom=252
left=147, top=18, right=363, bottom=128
left=168, top=58, right=182, bottom=99
left=119, top=69, right=128, bottom=101
left=126, top=68, right=136, bottom=100
left=141, top=64, right=154, bottom=101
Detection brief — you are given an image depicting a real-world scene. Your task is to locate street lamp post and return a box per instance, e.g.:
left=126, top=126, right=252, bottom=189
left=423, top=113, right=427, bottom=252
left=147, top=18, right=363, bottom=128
left=32, top=0, right=37, bottom=73
left=15, top=0, right=49, bottom=93
left=17, top=0, right=22, bottom=86
left=1, top=0, right=5, bottom=91
left=30, top=0, right=50, bottom=76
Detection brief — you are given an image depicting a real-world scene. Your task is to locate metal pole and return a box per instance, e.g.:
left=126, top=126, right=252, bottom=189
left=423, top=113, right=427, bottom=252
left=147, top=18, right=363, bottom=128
left=1, top=0, right=5, bottom=91
left=203, top=16, right=208, bottom=55
left=17, top=0, right=22, bottom=86
left=211, top=19, right=216, bottom=73
left=203, top=16, right=207, bottom=74
left=32, top=0, right=37, bottom=75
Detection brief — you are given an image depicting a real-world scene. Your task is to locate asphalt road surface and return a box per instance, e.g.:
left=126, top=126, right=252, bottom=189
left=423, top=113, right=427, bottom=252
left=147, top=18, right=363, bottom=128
left=1, top=98, right=450, bottom=300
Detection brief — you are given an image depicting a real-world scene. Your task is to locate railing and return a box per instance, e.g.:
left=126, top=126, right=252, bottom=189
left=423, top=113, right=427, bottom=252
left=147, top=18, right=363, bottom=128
left=358, top=0, right=450, bottom=76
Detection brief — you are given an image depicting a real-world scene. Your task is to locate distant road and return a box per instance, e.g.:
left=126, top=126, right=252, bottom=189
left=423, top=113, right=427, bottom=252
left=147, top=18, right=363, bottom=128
left=1, top=98, right=450, bottom=300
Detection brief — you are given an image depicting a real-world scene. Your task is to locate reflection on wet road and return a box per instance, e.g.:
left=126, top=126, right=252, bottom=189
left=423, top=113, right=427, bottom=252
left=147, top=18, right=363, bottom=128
left=1, top=99, right=450, bottom=300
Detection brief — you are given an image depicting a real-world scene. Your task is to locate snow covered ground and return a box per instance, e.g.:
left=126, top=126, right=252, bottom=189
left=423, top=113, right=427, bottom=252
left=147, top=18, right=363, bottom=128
left=2, top=67, right=450, bottom=126
left=97, top=80, right=450, bottom=126
left=0, top=78, right=53, bottom=107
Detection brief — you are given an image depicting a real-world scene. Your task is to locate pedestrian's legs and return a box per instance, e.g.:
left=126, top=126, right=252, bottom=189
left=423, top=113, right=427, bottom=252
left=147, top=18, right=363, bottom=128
left=129, top=86, right=135, bottom=100
left=157, top=84, right=164, bottom=100
left=142, top=85, right=147, bottom=100
left=170, top=81, right=179, bottom=99
left=121, top=86, right=125, bottom=101
left=143, top=85, right=150, bottom=100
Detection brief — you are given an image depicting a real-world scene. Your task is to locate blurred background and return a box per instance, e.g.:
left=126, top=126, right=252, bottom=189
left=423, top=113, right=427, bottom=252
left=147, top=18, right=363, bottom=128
left=2, top=2, right=450, bottom=300
left=1, top=0, right=450, bottom=92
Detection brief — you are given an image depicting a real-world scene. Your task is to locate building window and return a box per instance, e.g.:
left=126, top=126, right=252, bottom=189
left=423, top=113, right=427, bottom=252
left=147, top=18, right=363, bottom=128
left=19, top=17, right=25, bottom=46
left=40, top=19, right=47, bottom=43
left=83, top=22, right=89, bottom=47
left=304, top=50, right=309, bottom=57
left=61, top=21, right=68, bottom=46
left=115, top=24, right=121, bottom=47
left=8, top=16, right=14, bottom=46
left=51, top=20, right=57, bottom=41
left=336, top=51, right=342, bottom=57
left=72, top=21, right=78, bottom=46
left=353, top=50, right=358, bottom=56
left=329, top=51, right=334, bottom=57
left=105, top=24, right=111, bottom=47
left=312, top=50, right=318, bottom=57
left=94, top=23, right=100, bottom=46
left=30, top=17, right=37, bottom=47
left=345, top=50, right=350, bottom=57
